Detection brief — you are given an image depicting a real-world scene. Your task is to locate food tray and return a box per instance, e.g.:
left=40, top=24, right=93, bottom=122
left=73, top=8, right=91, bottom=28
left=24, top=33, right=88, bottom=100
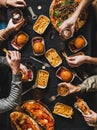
left=35, top=69, right=49, bottom=89
left=45, top=48, right=62, bottom=67
left=11, top=31, right=29, bottom=50
left=32, top=36, right=45, bottom=56
left=53, top=102, right=73, bottom=118
left=68, top=35, right=87, bottom=53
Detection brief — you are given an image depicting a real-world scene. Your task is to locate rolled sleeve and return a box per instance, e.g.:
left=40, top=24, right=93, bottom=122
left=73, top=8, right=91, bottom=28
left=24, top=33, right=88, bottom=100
left=78, top=75, right=97, bottom=93
left=0, top=73, right=22, bottom=113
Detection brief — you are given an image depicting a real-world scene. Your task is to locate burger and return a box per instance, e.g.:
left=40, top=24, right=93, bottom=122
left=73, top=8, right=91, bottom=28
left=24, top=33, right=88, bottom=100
left=33, top=41, right=44, bottom=54
left=60, top=70, right=73, bottom=82
left=74, top=37, right=85, bottom=49
left=11, top=32, right=29, bottom=50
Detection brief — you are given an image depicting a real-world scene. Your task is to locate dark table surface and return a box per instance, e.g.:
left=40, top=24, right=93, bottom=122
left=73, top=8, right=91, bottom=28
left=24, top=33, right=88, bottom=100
left=0, top=0, right=97, bottom=130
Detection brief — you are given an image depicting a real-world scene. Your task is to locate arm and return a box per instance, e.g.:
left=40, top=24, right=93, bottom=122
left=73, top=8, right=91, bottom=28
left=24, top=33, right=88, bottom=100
left=61, top=75, right=97, bottom=94
left=0, top=74, right=22, bottom=113
left=59, top=0, right=92, bottom=34
left=0, top=51, right=22, bottom=113
left=66, top=55, right=97, bottom=68
left=0, top=18, right=24, bottom=42
left=72, top=0, right=92, bottom=21
left=0, top=56, right=8, bottom=65
left=79, top=75, right=97, bottom=93
left=86, top=56, right=97, bottom=64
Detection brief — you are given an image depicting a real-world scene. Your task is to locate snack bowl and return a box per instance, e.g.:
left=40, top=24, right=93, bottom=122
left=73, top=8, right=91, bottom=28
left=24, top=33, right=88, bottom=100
left=33, top=15, right=50, bottom=34
left=35, top=69, right=49, bottom=89
left=11, top=31, right=29, bottom=50
left=45, top=48, right=62, bottom=67
left=56, top=66, right=74, bottom=82
left=20, top=69, right=33, bottom=82
left=11, top=8, right=23, bottom=23
left=32, top=37, right=45, bottom=56
left=69, top=35, right=87, bottom=53
left=53, top=102, right=73, bottom=118
left=57, top=83, right=69, bottom=96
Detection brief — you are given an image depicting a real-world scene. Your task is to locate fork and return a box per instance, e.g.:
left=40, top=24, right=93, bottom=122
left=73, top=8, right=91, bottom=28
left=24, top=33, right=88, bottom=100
left=30, top=56, right=50, bottom=68
left=2, top=48, right=9, bottom=55
left=61, top=51, right=68, bottom=58
left=22, top=84, right=37, bottom=96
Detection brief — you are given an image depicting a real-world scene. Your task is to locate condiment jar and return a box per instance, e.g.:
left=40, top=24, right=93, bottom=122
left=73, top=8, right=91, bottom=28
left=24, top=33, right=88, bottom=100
left=11, top=9, right=23, bottom=24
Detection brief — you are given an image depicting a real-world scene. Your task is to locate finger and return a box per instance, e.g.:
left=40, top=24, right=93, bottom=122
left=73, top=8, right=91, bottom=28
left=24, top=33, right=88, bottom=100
left=15, top=4, right=25, bottom=8
left=16, top=51, right=21, bottom=60
left=15, top=20, right=24, bottom=31
left=16, top=0, right=26, bottom=6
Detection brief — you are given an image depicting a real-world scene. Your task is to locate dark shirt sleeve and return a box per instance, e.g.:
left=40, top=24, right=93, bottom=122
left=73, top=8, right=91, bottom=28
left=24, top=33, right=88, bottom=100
left=0, top=56, right=8, bottom=65
left=0, top=74, right=22, bottom=113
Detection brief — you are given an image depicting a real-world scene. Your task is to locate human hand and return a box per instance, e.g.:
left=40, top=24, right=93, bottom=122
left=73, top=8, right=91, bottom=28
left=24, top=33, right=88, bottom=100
left=6, top=0, right=26, bottom=8
left=59, top=82, right=81, bottom=95
left=20, top=63, right=28, bottom=75
left=6, top=18, right=24, bottom=32
left=6, top=51, right=21, bottom=74
left=66, top=55, right=88, bottom=68
left=83, top=110, right=97, bottom=125
left=59, top=15, right=77, bottom=36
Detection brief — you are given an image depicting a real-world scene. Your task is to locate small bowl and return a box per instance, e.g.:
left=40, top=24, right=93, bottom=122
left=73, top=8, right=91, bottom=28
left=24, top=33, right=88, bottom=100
left=21, top=69, right=33, bottom=82
left=57, top=83, right=69, bottom=96
left=32, top=37, right=45, bottom=56
left=45, top=48, right=62, bottom=67
left=69, top=35, right=87, bottom=53
left=35, top=70, right=49, bottom=89
left=33, top=15, right=50, bottom=34
left=60, top=28, right=73, bottom=40
left=11, top=31, right=29, bottom=50
left=11, top=8, right=23, bottom=23
left=56, top=66, right=74, bottom=82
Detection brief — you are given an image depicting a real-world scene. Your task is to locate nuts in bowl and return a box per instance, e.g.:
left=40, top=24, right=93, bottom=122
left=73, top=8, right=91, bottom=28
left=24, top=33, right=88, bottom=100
left=69, top=35, right=87, bottom=53
left=56, top=66, right=74, bottom=82
left=11, top=31, right=29, bottom=50
left=32, top=37, right=45, bottom=56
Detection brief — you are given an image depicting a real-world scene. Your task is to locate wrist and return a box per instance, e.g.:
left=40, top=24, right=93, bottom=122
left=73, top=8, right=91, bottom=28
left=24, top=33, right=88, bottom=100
left=12, top=69, right=20, bottom=75
left=76, top=86, right=81, bottom=93
left=85, top=56, right=91, bottom=63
